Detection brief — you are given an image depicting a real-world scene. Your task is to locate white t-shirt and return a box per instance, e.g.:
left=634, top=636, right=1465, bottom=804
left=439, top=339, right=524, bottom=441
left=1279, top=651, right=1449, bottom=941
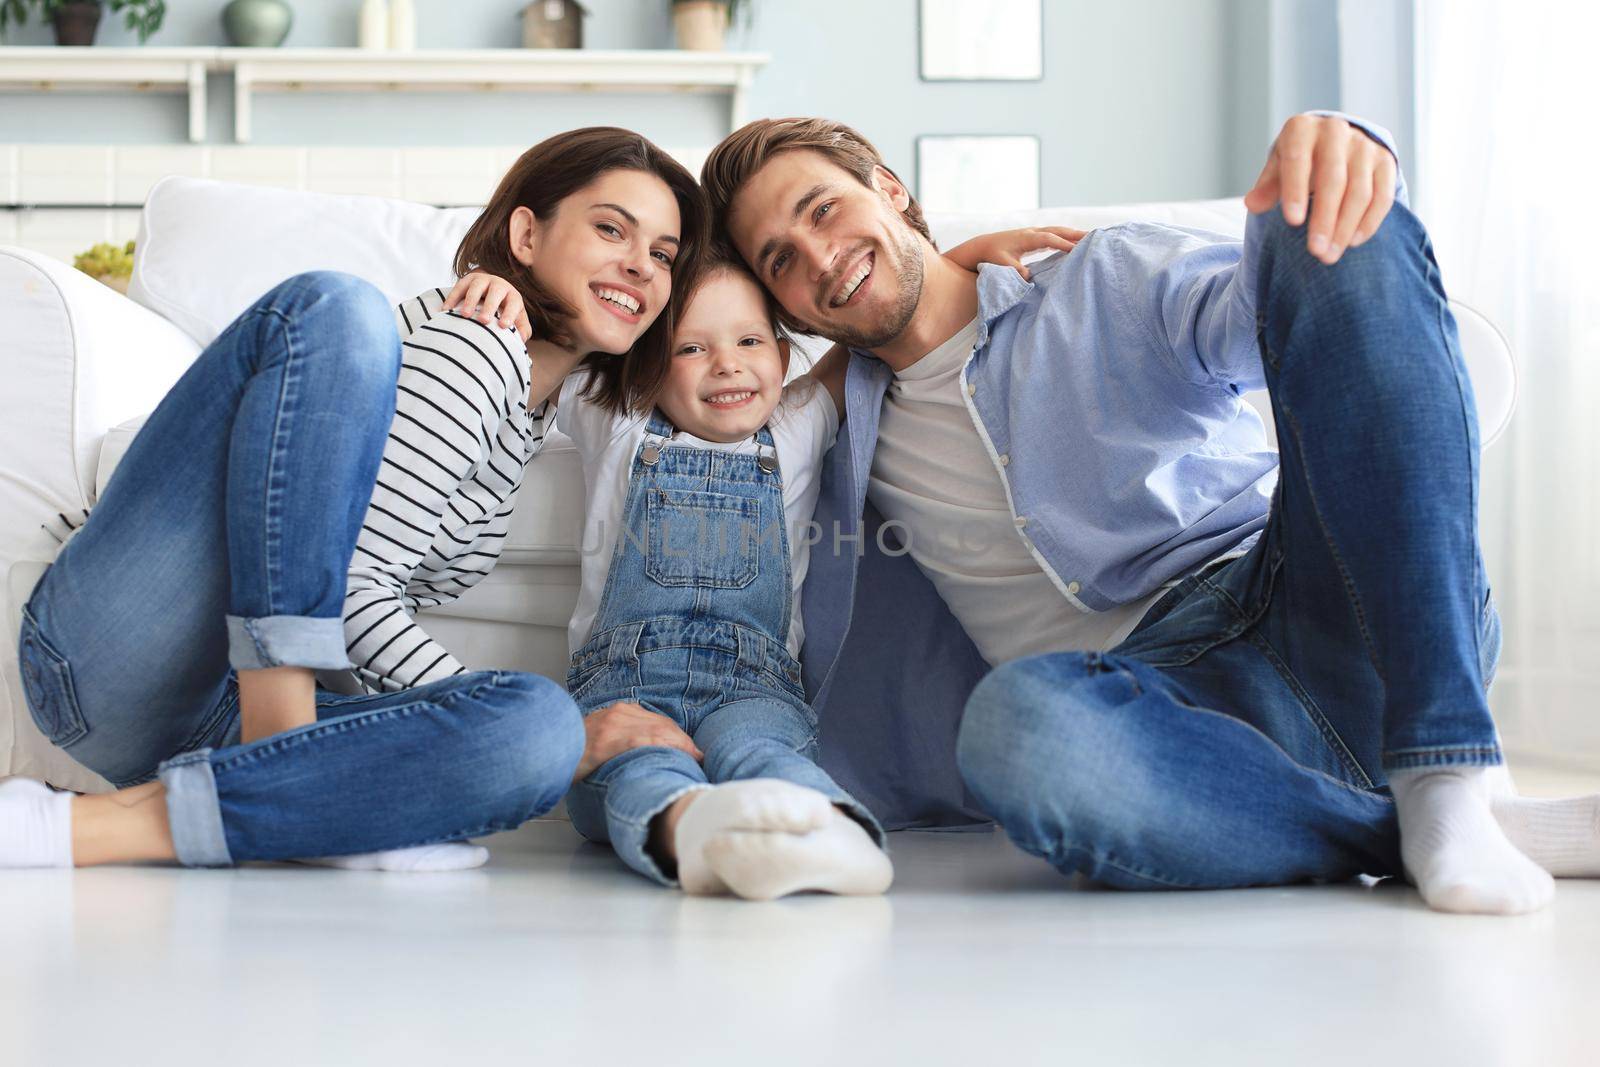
left=867, top=316, right=1172, bottom=667
left=556, top=373, right=839, bottom=660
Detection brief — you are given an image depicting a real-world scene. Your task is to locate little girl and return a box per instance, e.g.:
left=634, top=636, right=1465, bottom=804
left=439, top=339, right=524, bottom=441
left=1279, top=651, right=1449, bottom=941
left=543, top=228, right=1083, bottom=899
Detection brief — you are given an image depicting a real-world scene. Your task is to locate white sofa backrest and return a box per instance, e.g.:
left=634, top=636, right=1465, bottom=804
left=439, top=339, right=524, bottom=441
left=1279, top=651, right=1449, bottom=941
left=129, top=177, right=482, bottom=346
left=129, top=178, right=1253, bottom=351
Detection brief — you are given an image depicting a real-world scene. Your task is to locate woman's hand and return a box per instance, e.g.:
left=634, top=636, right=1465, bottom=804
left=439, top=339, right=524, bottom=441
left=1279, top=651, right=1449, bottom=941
left=572, top=700, right=704, bottom=783
left=943, top=226, right=1088, bottom=281
left=442, top=271, right=533, bottom=342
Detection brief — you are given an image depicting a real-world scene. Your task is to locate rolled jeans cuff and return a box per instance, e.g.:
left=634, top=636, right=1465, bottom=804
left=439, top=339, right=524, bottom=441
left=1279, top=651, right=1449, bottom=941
left=619, top=783, right=715, bottom=888
left=226, top=614, right=351, bottom=671
left=1382, top=744, right=1504, bottom=772
left=157, top=749, right=233, bottom=867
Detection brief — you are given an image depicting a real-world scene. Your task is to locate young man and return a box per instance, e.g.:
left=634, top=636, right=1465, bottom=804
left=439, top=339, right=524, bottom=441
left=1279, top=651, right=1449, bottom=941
left=700, top=113, right=1600, bottom=915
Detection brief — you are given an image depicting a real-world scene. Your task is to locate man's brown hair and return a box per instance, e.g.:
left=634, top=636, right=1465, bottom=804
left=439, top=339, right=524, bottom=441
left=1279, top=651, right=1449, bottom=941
left=454, top=126, right=708, bottom=413
left=700, top=117, right=933, bottom=249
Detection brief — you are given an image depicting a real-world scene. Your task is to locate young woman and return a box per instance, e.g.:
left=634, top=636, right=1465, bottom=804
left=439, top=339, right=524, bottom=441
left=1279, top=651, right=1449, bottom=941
left=1, top=127, right=709, bottom=872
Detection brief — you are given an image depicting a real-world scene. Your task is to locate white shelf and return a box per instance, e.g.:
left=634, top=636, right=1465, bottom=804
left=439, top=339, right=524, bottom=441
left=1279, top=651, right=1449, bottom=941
left=0, top=48, right=208, bottom=142
left=0, top=47, right=768, bottom=143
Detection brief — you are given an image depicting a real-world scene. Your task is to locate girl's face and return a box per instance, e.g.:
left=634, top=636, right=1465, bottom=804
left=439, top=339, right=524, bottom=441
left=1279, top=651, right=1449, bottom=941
left=513, top=168, right=681, bottom=354
left=656, top=269, right=791, bottom=443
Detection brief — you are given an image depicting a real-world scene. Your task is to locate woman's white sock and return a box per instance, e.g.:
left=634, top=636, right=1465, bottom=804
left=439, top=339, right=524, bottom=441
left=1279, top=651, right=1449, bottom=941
left=0, top=778, right=73, bottom=869
left=1389, top=766, right=1554, bottom=915
left=291, top=842, right=490, bottom=872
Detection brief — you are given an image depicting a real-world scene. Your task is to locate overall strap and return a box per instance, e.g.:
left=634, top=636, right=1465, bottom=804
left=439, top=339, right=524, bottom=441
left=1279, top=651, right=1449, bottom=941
left=637, top=408, right=781, bottom=476
left=638, top=408, right=676, bottom=468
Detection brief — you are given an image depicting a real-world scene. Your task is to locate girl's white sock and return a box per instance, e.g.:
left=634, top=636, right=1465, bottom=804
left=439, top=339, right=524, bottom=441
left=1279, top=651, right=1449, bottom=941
left=703, top=809, right=894, bottom=901
left=0, top=778, right=73, bottom=869
left=672, top=779, right=836, bottom=895
left=1389, top=765, right=1553, bottom=915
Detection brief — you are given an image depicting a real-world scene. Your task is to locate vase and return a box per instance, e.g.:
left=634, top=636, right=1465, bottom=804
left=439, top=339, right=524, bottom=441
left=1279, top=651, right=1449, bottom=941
left=52, top=2, right=102, bottom=46
left=222, top=0, right=294, bottom=48
left=672, top=1, right=728, bottom=52
left=522, top=0, right=584, bottom=50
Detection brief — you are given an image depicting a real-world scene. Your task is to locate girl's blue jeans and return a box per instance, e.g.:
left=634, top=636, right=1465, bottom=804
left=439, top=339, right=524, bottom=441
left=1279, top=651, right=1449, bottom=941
left=17, top=271, right=582, bottom=866
left=956, top=205, right=1504, bottom=890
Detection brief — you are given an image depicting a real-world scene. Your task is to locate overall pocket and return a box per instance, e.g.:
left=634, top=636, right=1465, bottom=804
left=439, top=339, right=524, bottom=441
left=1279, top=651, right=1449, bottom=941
left=17, top=608, right=90, bottom=747
left=646, top=488, right=761, bottom=589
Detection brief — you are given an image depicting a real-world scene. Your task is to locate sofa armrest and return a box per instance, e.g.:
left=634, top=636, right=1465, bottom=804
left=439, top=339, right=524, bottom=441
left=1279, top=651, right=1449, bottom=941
left=1, top=246, right=199, bottom=787
left=1, top=247, right=202, bottom=511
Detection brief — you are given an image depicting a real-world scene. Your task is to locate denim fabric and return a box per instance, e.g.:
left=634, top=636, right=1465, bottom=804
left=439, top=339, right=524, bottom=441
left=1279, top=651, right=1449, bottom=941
left=565, top=410, right=884, bottom=886
left=17, top=271, right=584, bottom=864
left=158, top=671, right=583, bottom=866
left=798, top=117, right=1430, bottom=833
left=954, top=203, right=1503, bottom=889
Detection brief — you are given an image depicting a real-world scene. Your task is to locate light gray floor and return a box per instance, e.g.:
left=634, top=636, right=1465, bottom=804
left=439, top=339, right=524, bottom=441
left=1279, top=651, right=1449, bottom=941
left=4, top=763, right=1599, bottom=1067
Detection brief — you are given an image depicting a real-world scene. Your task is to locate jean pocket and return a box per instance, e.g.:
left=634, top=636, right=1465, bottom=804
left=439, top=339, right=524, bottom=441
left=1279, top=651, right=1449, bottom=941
left=1479, top=586, right=1502, bottom=692
left=645, top=488, right=761, bottom=589
left=17, top=609, right=89, bottom=748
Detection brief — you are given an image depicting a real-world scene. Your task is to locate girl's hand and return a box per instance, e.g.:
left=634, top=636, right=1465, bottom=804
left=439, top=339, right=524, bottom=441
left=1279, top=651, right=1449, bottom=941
left=442, top=271, right=533, bottom=342
left=943, top=226, right=1088, bottom=281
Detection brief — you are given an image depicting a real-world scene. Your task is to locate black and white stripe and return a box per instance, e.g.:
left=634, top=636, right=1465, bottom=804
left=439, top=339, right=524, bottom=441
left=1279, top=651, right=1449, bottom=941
left=343, top=288, right=546, bottom=693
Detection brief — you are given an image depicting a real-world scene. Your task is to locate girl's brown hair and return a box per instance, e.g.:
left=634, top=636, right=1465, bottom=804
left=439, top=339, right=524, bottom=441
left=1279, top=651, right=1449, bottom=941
left=453, top=127, right=709, bottom=413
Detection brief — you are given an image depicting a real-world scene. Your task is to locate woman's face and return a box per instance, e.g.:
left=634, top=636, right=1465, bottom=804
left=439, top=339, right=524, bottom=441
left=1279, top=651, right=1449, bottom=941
left=515, top=168, right=682, bottom=354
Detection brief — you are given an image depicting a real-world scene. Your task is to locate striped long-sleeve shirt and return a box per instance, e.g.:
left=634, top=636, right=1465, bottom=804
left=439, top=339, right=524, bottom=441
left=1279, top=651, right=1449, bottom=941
left=342, top=288, right=547, bottom=693
left=43, top=287, right=547, bottom=695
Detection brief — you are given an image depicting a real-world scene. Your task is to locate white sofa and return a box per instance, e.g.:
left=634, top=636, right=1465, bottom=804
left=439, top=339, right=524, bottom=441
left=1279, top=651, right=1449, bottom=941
left=0, top=177, right=1517, bottom=794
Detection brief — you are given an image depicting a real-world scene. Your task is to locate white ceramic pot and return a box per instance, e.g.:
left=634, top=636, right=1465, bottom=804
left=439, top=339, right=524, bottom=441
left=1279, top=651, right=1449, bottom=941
left=672, top=1, right=728, bottom=51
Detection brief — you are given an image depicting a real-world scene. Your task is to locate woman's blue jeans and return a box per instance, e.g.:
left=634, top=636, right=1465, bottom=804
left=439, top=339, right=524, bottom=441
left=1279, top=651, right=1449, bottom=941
left=956, top=204, right=1503, bottom=890
left=17, top=271, right=583, bottom=866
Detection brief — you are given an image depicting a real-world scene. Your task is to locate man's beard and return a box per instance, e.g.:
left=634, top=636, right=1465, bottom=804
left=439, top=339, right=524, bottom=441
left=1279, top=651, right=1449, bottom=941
left=807, top=230, right=925, bottom=350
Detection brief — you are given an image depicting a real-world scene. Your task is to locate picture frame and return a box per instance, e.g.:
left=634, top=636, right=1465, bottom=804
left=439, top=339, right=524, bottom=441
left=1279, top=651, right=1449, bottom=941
left=918, top=0, right=1044, bottom=82
left=916, top=135, right=1042, bottom=214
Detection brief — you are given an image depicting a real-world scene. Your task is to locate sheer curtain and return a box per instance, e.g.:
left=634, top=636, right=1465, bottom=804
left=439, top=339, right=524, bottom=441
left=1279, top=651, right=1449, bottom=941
left=1415, top=0, right=1600, bottom=764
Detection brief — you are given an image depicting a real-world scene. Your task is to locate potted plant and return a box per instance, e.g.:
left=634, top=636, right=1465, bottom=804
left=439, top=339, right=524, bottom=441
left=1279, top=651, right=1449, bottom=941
left=0, top=1, right=167, bottom=47
left=671, top=0, right=746, bottom=52
left=73, top=240, right=136, bottom=294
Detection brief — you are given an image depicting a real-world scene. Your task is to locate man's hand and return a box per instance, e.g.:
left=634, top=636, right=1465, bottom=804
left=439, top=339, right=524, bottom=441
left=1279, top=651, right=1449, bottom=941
left=573, top=700, right=704, bottom=784
left=1243, top=113, right=1398, bottom=266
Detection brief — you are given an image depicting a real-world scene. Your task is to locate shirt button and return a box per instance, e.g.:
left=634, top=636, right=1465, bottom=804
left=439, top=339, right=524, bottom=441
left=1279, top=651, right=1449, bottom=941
left=1014, top=516, right=1027, bottom=529
left=999, top=453, right=1010, bottom=467
left=967, top=381, right=977, bottom=397
left=1066, top=581, right=1081, bottom=595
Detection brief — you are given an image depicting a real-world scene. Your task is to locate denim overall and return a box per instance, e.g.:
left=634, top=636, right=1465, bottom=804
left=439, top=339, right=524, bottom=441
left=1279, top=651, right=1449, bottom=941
left=564, top=409, right=884, bottom=885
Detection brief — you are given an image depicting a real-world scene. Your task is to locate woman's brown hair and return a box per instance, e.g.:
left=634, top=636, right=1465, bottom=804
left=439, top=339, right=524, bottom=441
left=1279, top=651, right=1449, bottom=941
left=453, top=127, right=709, bottom=413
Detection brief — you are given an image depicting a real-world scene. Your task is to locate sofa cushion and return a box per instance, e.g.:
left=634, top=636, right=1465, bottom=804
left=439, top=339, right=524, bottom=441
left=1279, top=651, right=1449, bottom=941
left=128, top=176, right=481, bottom=346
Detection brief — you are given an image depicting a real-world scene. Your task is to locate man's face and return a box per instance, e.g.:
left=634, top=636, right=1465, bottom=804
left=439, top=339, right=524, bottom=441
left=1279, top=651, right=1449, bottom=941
left=725, top=150, right=925, bottom=350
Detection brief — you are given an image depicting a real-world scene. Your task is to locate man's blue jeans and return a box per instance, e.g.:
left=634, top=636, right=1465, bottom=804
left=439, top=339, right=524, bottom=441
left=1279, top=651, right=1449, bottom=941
left=17, top=271, right=583, bottom=866
left=956, top=204, right=1502, bottom=889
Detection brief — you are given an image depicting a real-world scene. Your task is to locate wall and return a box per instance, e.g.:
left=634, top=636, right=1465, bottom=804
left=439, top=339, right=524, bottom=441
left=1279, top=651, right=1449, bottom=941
left=1, top=0, right=1248, bottom=207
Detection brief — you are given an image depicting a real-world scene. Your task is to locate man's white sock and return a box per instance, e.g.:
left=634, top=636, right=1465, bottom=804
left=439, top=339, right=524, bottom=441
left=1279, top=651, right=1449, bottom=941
left=1490, top=793, right=1600, bottom=878
left=0, top=778, right=73, bottom=869
left=1389, top=765, right=1554, bottom=915
left=702, top=809, right=894, bottom=901
left=672, top=779, right=836, bottom=895
left=292, top=842, right=489, bottom=872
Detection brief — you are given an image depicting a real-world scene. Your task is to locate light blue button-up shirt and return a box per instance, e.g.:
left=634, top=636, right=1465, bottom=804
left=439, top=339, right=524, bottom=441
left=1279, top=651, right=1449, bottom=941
left=807, top=116, right=1403, bottom=829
